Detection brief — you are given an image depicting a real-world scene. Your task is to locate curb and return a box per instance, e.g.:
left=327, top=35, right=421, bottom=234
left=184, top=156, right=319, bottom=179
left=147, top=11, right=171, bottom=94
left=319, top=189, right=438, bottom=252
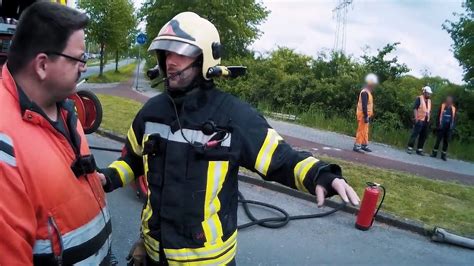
left=94, top=128, right=431, bottom=237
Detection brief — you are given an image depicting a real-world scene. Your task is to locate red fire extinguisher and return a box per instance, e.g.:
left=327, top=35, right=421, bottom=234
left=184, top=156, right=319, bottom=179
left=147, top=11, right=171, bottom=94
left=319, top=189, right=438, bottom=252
left=355, top=182, right=386, bottom=231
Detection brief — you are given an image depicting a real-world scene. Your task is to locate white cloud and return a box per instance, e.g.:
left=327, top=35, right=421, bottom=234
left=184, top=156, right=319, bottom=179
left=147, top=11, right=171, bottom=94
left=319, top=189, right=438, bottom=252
left=251, top=0, right=465, bottom=84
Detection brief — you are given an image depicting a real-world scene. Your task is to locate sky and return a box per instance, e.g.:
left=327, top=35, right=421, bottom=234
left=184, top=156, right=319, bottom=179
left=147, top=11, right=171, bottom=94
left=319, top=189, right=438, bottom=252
left=131, top=0, right=465, bottom=84
left=251, top=0, right=465, bottom=84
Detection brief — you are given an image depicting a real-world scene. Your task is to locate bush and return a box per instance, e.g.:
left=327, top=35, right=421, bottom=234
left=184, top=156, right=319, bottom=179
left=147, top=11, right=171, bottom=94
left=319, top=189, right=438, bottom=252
left=216, top=45, right=474, bottom=160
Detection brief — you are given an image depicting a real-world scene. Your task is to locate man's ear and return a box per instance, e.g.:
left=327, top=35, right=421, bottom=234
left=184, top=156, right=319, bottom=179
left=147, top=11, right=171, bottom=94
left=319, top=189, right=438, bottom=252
left=33, top=53, right=49, bottom=80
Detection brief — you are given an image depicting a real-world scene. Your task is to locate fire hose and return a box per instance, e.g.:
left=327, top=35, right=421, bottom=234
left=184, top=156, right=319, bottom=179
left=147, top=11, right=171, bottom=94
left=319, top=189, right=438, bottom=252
left=431, top=227, right=474, bottom=249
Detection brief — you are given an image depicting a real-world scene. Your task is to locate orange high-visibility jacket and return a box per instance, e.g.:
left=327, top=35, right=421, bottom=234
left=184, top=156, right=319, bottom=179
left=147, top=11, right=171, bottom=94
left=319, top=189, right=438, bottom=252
left=356, top=88, right=373, bottom=119
left=416, top=95, right=431, bottom=122
left=0, top=66, right=111, bottom=265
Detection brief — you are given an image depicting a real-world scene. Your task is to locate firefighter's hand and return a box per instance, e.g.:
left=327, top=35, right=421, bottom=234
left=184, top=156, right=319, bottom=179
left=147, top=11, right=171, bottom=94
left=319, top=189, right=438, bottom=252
left=315, top=174, right=360, bottom=207
left=126, top=239, right=147, bottom=266
left=97, top=173, right=107, bottom=186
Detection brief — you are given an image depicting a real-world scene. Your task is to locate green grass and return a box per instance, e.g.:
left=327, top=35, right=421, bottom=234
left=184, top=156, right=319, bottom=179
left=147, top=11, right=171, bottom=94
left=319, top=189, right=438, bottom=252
left=325, top=156, right=474, bottom=236
left=96, top=94, right=474, bottom=237
left=86, top=59, right=100, bottom=67
left=87, top=63, right=137, bottom=83
left=96, top=94, right=143, bottom=135
left=265, top=107, right=474, bottom=162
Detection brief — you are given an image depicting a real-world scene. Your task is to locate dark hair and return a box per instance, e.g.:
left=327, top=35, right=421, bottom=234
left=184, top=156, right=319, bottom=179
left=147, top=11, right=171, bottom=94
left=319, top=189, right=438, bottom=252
left=7, top=2, right=89, bottom=74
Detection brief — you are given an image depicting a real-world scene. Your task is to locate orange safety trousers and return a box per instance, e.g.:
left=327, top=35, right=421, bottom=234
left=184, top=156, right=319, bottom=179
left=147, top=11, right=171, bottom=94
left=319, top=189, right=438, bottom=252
left=355, top=118, right=369, bottom=146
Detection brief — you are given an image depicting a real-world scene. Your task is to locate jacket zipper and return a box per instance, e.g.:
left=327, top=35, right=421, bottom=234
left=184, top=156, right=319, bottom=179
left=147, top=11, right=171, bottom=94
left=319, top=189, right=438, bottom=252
left=47, top=215, right=64, bottom=266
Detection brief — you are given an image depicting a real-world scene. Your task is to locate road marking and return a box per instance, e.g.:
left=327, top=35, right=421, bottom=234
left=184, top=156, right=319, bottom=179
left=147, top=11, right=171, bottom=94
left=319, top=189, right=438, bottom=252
left=322, top=147, right=342, bottom=151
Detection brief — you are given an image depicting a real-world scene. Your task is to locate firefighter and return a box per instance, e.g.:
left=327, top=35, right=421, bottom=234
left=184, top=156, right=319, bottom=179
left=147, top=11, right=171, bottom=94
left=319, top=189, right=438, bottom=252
left=431, top=96, right=456, bottom=161
left=98, top=12, right=360, bottom=265
left=407, top=86, right=432, bottom=155
left=0, top=3, right=112, bottom=264
left=353, top=73, right=378, bottom=153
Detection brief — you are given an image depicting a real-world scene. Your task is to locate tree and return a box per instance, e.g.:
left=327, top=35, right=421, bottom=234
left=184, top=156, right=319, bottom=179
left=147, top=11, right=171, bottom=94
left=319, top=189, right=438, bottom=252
left=444, top=0, right=474, bottom=87
left=79, top=0, right=137, bottom=76
left=140, top=0, right=269, bottom=58
left=361, top=42, right=410, bottom=83
left=108, top=0, right=136, bottom=72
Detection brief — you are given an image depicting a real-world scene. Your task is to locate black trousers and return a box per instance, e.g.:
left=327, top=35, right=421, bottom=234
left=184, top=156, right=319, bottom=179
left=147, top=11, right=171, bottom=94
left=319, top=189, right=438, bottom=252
left=433, top=126, right=451, bottom=152
left=408, top=121, right=429, bottom=150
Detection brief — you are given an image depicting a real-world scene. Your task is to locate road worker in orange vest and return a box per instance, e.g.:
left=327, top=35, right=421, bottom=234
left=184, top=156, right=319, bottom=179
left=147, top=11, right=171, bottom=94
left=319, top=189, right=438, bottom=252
left=407, top=86, right=432, bottom=155
left=431, top=96, right=456, bottom=161
left=353, top=73, right=378, bottom=153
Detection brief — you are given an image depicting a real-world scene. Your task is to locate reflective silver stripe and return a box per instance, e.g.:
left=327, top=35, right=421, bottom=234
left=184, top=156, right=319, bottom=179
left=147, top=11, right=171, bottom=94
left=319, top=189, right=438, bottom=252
left=0, top=133, right=16, bottom=167
left=33, top=206, right=111, bottom=254
left=75, top=234, right=112, bottom=265
left=0, top=151, right=16, bottom=167
left=145, top=122, right=231, bottom=147
left=0, top=132, right=13, bottom=146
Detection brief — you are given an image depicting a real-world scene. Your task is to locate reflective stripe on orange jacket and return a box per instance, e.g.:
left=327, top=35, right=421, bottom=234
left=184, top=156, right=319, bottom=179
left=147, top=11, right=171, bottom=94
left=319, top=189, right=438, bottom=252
left=0, top=66, right=111, bottom=265
left=416, top=95, right=431, bottom=122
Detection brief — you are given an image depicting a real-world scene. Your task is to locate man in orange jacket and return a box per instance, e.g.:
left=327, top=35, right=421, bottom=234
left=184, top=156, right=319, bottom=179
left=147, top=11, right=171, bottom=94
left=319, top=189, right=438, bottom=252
left=407, top=86, right=433, bottom=155
left=0, top=2, right=112, bottom=264
left=353, top=73, right=378, bottom=153
left=431, top=96, right=456, bottom=161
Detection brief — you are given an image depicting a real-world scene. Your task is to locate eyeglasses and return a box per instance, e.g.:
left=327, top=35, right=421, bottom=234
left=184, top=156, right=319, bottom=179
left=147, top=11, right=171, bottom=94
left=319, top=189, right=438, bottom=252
left=44, top=51, right=88, bottom=65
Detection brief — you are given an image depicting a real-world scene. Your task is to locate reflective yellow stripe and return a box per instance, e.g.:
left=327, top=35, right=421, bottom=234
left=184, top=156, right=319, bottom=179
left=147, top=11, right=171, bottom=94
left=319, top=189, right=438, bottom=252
left=202, top=243, right=237, bottom=265
left=203, top=161, right=228, bottom=247
left=144, top=238, right=160, bottom=262
left=141, top=134, right=160, bottom=261
left=127, top=125, right=142, bottom=156
left=255, top=129, right=283, bottom=176
left=109, top=160, right=134, bottom=185
left=170, top=243, right=236, bottom=265
left=294, top=157, right=319, bottom=193
left=164, top=231, right=237, bottom=261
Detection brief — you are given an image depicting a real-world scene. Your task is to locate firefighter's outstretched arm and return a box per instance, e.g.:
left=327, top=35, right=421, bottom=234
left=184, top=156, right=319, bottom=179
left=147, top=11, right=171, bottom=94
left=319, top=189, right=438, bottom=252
left=99, top=111, right=145, bottom=192
left=0, top=141, right=36, bottom=264
left=235, top=105, right=359, bottom=206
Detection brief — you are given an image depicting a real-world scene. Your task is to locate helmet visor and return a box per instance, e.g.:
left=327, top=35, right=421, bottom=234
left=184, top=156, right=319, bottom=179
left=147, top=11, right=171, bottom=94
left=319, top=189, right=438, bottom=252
left=148, top=39, right=202, bottom=58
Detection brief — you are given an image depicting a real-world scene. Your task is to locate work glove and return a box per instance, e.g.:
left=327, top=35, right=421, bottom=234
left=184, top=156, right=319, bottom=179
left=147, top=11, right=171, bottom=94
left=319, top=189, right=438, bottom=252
left=126, top=239, right=147, bottom=266
left=364, top=116, right=370, bottom=124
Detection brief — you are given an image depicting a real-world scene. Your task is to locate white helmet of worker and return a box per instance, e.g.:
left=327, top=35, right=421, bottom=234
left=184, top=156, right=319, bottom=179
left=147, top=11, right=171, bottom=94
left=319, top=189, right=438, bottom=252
left=365, top=73, right=379, bottom=85
left=422, top=86, right=432, bottom=94
left=148, top=12, right=221, bottom=81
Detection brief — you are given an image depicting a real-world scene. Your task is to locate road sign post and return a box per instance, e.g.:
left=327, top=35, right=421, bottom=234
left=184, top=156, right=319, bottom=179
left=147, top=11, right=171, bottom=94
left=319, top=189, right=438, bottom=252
left=135, top=33, right=147, bottom=91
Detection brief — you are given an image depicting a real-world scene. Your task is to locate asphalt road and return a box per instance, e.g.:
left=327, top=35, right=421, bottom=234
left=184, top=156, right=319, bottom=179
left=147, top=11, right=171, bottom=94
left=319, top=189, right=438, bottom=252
left=81, top=59, right=132, bottom=80
left=88, top=134, right=474, bottom=265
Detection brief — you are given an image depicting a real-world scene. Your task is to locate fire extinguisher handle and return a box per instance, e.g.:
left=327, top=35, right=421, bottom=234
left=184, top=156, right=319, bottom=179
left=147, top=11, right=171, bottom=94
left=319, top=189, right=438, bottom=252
left=371, top=185, right=386, bottom=226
